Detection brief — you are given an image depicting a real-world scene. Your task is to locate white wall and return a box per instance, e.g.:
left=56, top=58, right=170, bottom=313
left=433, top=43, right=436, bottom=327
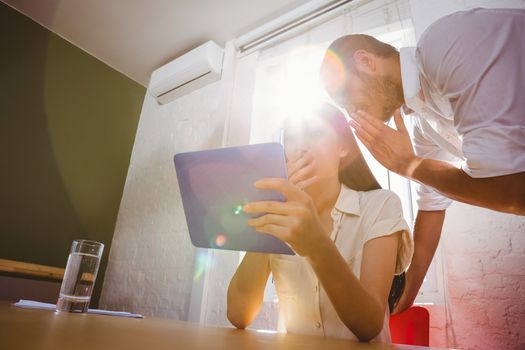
left=430, top=203, right=525, bottom=349
left=98, top=81, right=226, bottom=318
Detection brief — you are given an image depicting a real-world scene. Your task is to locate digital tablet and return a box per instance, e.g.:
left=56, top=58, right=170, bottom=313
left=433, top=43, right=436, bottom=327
left=174, top=142, right=294, bottom=255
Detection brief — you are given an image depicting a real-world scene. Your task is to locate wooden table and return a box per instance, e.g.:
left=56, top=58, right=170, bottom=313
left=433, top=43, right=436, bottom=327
left=0, top=302, right=447, bottom=350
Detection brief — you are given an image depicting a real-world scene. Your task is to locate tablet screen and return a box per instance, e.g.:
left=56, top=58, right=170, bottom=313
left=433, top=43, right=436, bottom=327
left=174, top=142, right=294, bottom=255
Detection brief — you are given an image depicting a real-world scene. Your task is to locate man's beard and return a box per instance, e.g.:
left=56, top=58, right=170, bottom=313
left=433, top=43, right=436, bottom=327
left=354, top=70, right=404, bottom=121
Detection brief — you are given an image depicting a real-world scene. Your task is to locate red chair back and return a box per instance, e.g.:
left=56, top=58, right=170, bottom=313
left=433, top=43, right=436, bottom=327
left=389, top=306, right=430, bottom=346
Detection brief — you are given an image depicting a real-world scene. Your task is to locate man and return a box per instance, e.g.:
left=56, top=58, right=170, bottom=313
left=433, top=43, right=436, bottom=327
left=320, top=8, right=525, bottom=313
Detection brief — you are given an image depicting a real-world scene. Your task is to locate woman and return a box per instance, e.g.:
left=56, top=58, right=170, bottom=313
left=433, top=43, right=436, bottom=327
left=227, top=103, right=413, bottom=342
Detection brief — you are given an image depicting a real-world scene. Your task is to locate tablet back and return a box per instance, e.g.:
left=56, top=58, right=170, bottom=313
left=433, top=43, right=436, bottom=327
left=174, top=142, right=294, bottom=255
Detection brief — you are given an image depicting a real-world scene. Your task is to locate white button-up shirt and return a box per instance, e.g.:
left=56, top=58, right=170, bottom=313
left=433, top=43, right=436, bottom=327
left=269, top=186, right=413, bottom=342
left=399, top=8, right=525, bottom=211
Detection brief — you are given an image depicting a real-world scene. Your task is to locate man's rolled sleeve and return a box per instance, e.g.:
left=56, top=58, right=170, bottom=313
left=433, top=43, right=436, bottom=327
left=415, top=183, right=452, bottom=211
left=412, top=117, right=456, bottom=211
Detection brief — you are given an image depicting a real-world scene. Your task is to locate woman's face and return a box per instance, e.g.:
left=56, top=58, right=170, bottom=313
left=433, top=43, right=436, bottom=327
left=284, top=117, right=346, bottom=180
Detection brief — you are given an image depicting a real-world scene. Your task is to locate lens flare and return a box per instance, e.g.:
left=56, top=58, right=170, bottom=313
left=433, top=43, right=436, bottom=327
left=193, top=250, right=219, bottom=281
left=234, top=205, right=243, bottom=215
left=323, top=48, right=346, bottom=83
left=215, top=234, right=227, bottom=247
left=320, top=48, right=348, bottom=107
left=193, top=250, right=209, bottom=281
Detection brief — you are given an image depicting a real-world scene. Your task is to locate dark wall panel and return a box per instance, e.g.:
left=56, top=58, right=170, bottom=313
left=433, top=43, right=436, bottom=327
left=0, top=3, right=146, bottom=306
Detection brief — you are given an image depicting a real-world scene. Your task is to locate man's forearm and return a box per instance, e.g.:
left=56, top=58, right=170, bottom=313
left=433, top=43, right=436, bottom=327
left=403, top=210, right=446, bottom=302
left=410, top=158, right=525, bottom=215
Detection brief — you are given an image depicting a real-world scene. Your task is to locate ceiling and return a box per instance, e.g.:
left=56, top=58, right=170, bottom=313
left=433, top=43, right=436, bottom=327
left=2, top=0, right=308, bottom=86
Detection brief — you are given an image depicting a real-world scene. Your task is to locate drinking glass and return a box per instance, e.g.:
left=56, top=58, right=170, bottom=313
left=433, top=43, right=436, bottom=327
left=56, top=239, right=104, bottom=313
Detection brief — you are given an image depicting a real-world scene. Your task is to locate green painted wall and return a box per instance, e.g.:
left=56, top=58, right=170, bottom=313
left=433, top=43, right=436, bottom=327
left=0, top=3, right=146, bottom=306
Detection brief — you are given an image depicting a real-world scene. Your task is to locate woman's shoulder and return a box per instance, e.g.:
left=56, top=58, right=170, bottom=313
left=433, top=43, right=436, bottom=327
left=358, top=188, right=400, bottom=203
left=357, top=189, right=403, bottom=216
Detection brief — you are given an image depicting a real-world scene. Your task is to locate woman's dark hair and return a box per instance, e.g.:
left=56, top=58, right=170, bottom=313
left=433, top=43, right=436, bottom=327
left=298, top=102, right=405, bottom=312
left=389, top=272, right=406, bottom=313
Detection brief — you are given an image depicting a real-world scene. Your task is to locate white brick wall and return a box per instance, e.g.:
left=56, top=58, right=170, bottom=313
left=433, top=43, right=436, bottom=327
left=99, top=84, right=225, bottom=319
left=428, top=203, right=525, bottom=350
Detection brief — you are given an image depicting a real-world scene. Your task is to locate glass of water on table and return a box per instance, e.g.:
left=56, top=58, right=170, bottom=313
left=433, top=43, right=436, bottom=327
left=56, top=239, right=104, bottom=313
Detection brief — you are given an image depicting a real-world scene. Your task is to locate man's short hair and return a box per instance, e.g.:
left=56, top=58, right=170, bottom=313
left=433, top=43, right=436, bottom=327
left=326, top=34, right=398, bottom=68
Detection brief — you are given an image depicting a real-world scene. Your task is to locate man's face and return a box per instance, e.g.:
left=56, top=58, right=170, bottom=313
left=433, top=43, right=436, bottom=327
left=321, top=54, right=404, bottom=121
left=344, top=70, right=404, bottom=121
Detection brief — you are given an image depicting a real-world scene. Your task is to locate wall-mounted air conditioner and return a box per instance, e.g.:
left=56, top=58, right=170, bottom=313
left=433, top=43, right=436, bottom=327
left=149, top=41, right=224, bottom=105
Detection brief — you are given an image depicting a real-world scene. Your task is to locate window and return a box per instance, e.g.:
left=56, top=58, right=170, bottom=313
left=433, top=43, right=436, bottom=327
left=245, top=0, right=443, bottom=324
